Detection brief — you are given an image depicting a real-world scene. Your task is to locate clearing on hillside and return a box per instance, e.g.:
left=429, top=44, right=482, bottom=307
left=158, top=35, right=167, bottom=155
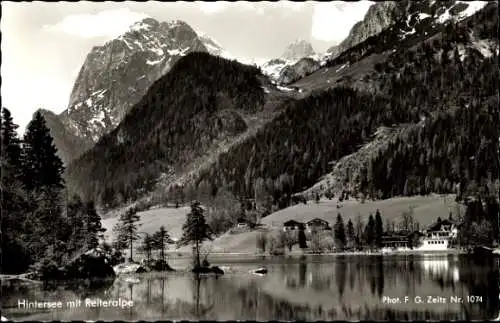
left=261, top=195, right=464, bottom=229
left=101, top=206, right=191, bottom=243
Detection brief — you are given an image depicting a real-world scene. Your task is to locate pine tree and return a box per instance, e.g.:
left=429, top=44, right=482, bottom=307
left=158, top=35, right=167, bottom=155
left=22, top=111, right=64, bottom=191
left=346, top=219, right=355, bottom=249
left=140, top=234, right=155, bottom=264
left=178, top=201, right=213, bottom=268
left=0, top=108, right=30, bottom=272
left=25, top=187, right=66, bottom=264
left=152, top=226, right=173, bottom=268
left=0, top=107, right=26, bottom=236
left=298, top=224, right=308, bottom=249
left=365, top=214, right=375, bottom=249
left=65, top=194, right=87, bottom=256
left=113, top=207, right=141, bottom=262
left=354, top=215, right=364, bottom=249
left=1, top=108, right=23, bottom=179
left=334, top=213, right=346, bottom=250
left=22, top=112, right=68, bottom=266
left=84, top=201, right=106, bottom=250
left=375, top=209, right=384, bottom=248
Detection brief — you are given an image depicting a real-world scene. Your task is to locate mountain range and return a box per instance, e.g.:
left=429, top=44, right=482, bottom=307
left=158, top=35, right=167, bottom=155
left=42, top=18, right=232, bottom=163
left=43, top=16, right=324, bottom=164
left=42, top=0, right=497, bottom=215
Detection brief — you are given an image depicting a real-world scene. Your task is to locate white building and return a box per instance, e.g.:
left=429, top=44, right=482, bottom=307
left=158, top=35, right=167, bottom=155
left=415, top=219, right=460, bottom=252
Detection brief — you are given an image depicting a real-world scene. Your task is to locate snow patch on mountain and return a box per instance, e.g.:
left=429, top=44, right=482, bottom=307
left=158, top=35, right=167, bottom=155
left=130, top=20, right=153, bottom=32
left=197, top=32, right=234, bottom=59
left=277, top=85, right=296, bottom=92
left=259, top=59, right=293, bottom=82
left=456, top=1, right=489, bottom=18
left=62, top=17, right=210, bottom=143
left=418, top=12, right=432, bottom=20
left=437, top=1, right=488, bottom=23
left=146, top=58, right=163, bottom=65
left=472, top=39, right=496, bottom=58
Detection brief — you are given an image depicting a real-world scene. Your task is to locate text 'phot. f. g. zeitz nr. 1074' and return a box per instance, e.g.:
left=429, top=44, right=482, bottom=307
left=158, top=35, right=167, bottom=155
left=1, top=0, right=499, bottom=321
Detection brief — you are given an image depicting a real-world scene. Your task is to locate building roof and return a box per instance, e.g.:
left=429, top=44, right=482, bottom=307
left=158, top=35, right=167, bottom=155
left=306, top=218, right=329, bottom=225
left=427, top=218, right=460, bottom=231
left=283, top=220, right=304, bottom=226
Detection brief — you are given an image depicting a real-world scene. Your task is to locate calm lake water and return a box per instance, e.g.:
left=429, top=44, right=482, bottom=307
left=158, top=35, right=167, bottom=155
left=3, top=254, right=500, bottom=321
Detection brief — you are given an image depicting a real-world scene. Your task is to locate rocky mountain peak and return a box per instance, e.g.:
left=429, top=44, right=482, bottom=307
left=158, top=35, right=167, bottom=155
left=327, top=0, right=491, bottom=58
left=130, top=17, right=160, bottom=31
left=61, top=18, right=213, bottom=144
left=196, top=32, right=233, bottom=59
left=281, top=39, right=316, bottom=60
left=326, top=2, right=398, bottom=57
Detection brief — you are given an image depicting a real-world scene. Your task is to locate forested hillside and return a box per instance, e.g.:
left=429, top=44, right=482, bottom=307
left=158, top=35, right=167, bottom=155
left=66, top=52, right=266, bottom=207
left=1, top=109, right=105, bottom=274
left=65, top=3, right=498, bottom=219
left=304, top=4, right=499, bottom=201
left=192, top=4, right=498, bottom=207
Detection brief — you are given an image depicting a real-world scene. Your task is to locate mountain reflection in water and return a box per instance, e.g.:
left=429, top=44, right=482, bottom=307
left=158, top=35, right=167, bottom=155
left=2, top=255, right=499, bottom=321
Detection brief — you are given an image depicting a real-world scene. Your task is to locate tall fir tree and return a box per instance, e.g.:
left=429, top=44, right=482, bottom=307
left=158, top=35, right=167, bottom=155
left=375, top=210, right=384, bottom=248
left=22, top=111, right=64, bottom=191
left=1, top=108, right=25, bottom=215
left=346, top=219, right=356, bottom=249
left=0, top=107, right=31, bottom=273
left=113, top=207, right=141, bottom=262
left=298, top=224, right=308, bottom=249
left=178, top=201, right=213, bottom=268
left=334, top=213, right=346, bottom=250
left=84, top=200, right=106, bottom=250
left=365, top=214, right=376, bottom=249
left=65, top=194, right=86, bottom=254
left=21, top=111, right=69, bottom=267
left=139, top=234, right=155, bottom=264
left=1, top=108, right=23, bottom=180
left=152, top=226, right=173, bottom=268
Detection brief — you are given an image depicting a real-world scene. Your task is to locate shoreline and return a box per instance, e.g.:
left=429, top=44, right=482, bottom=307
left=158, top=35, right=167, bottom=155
left=0, top=249, right=474, bottom=280
left=166, top=248, right=468, bottom=258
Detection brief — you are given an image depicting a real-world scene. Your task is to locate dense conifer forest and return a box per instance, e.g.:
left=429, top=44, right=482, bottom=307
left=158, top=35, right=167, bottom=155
left=66, top=52, right=265, bottom=207
left=1, top=109, right=105, bottom=274
left=64, top=4, right=498, bottom=220
left=2, top=3, right=499, bottom=277
left=195, top=16, right=499, bottom=205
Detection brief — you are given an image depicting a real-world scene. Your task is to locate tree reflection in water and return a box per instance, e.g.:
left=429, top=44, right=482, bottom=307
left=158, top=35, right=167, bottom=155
left=4, top=255, right=499, bottom=321
left=335, top=257, right=347, bottom=298
left=299, top=262, right=306, bottom=287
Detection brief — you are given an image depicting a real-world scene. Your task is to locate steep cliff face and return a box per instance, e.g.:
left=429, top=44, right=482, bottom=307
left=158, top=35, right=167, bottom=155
left=326, top=1, right=491, bottom=59
left=47, top=18, right=233, bottom=165
left=61, top=18, right=209, bottom=143
left=281, top=39, right=316, bottom=61
left=260, top=59, right=290, bottom=83
left=65, top=52, right=272, bottom=206
left=259, top=40, right=320, bottom=84
left=327, top=2, right=398, bottom=57
left=277, top=57, right=321, bottom=85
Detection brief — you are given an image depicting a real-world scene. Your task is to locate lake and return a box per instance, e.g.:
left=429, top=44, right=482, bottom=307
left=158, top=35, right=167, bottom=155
left=2, top=254, right=499, bottom=321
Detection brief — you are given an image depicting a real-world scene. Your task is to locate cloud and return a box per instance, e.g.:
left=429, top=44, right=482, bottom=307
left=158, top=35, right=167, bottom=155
left=196, top=1, right=230, bottom=14
left=311, top=1, right=373, bottom=42
left=43, top=8, right=149, bottom=39
left=278, top=1, right=307, bottom=11
left=194, top=1, right=307, bottom=15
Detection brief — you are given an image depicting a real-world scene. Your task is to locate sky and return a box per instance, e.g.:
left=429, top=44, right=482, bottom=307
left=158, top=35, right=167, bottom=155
left=1, top=1, right=373, bottom=133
